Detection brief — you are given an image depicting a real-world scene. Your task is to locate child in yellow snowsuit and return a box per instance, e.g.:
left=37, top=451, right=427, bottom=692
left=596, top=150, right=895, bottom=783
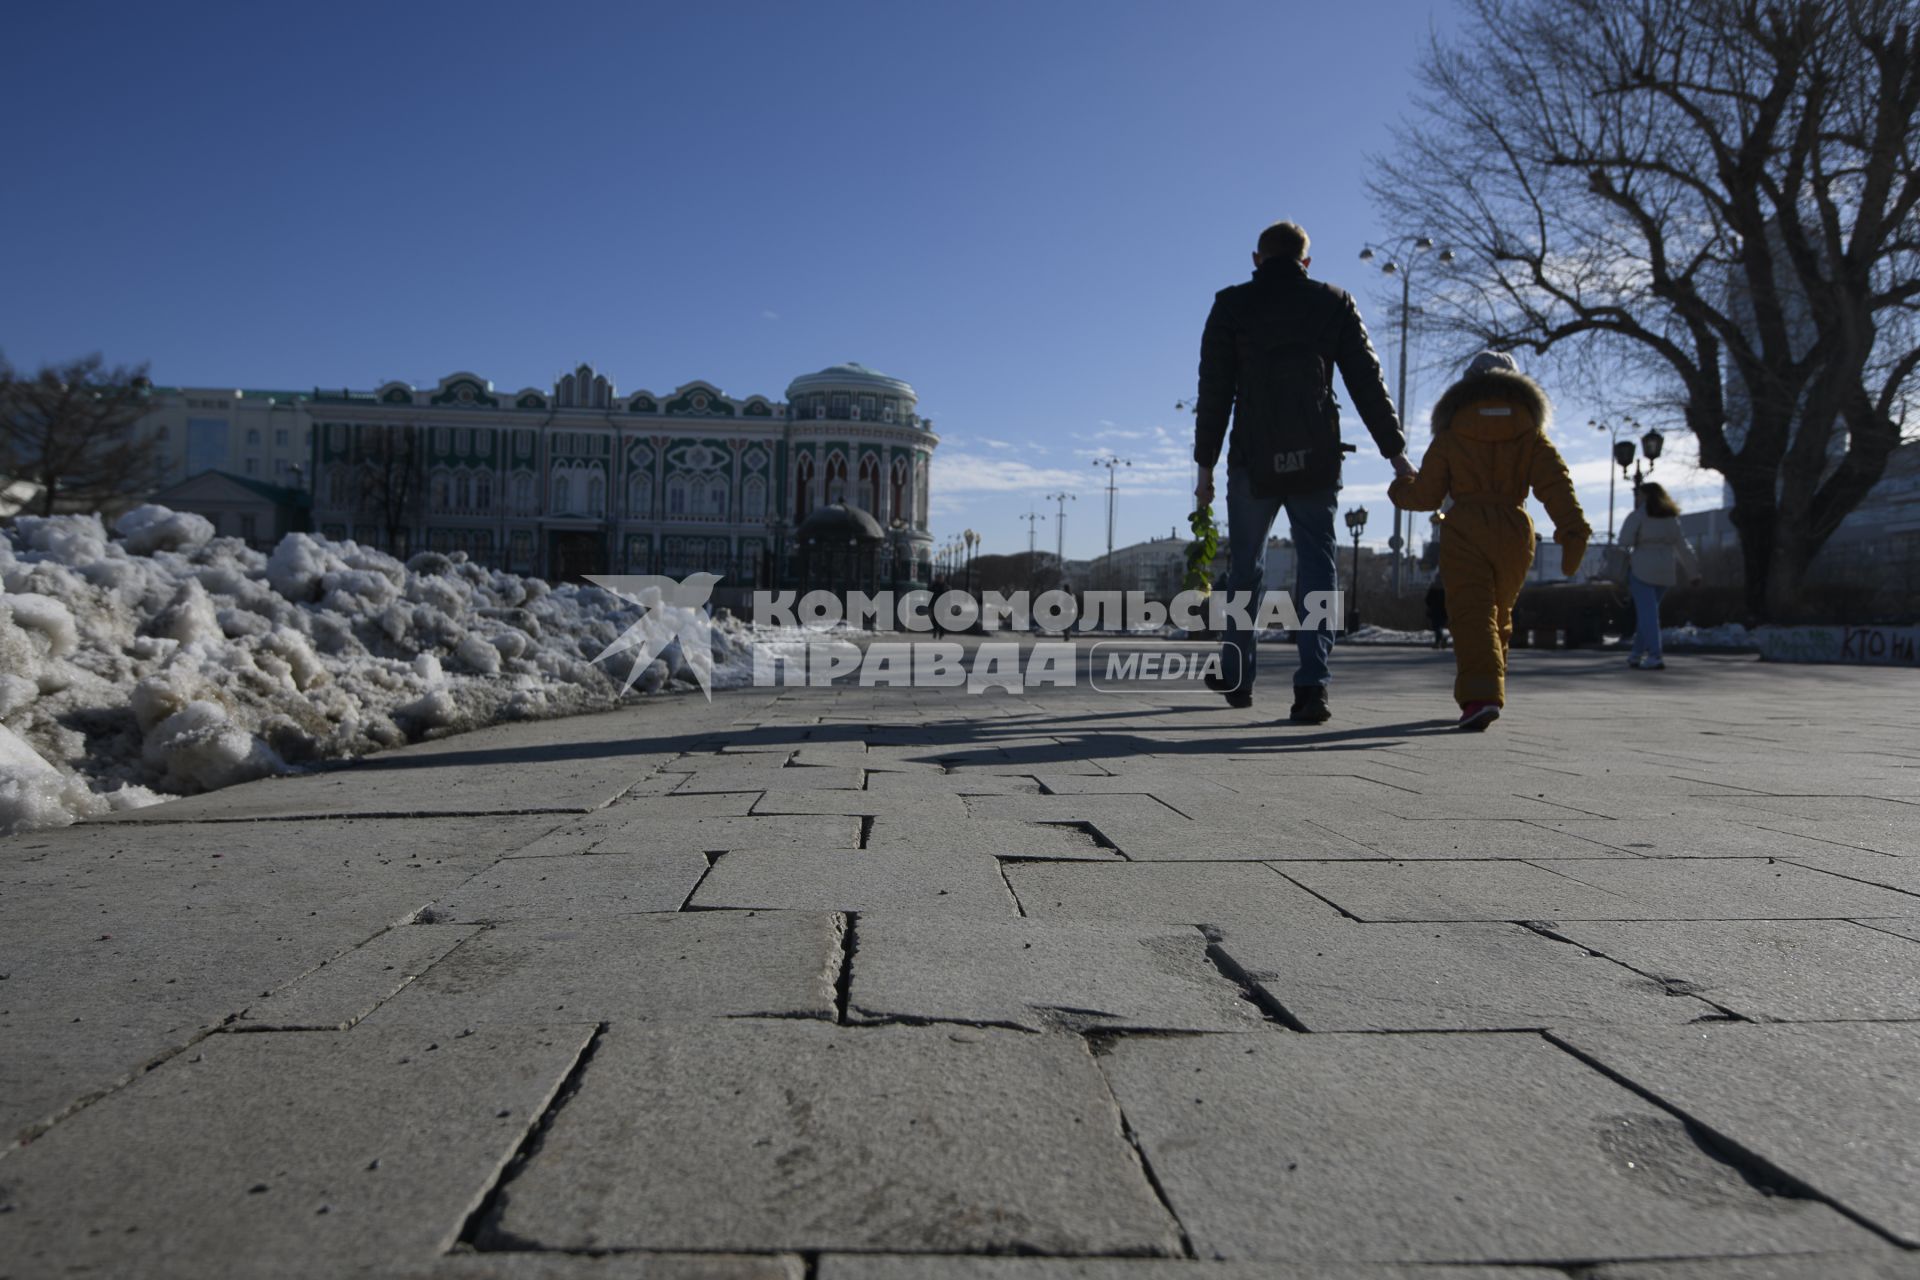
left=1389, top=351, right=1589, bottom=731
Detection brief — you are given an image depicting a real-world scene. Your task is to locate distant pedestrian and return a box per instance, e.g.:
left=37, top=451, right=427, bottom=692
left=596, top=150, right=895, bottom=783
left=1192, top=219, right=1416, bottom=723
left=1389, top=351, right=1590, bottom=731
left=1425, top=576, right=1449, bottom=649
left=1617, top=482, right=1700, bottom=671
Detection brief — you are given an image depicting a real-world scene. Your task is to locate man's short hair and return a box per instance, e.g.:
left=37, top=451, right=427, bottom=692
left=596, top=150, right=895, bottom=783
left=1257, top=221, right=1310, bottom=262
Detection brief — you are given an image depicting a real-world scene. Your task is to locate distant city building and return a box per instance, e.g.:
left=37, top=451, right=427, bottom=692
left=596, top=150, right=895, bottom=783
left=149, top=470, right=310, bottom=552
left=139, top=388, right=316, bottom=491
left=136, top=363, right=938, bottom=594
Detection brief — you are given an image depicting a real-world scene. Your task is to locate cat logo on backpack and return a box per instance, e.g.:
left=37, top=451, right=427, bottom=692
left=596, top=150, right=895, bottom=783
left=1271, top=448, right=1311, bottom=475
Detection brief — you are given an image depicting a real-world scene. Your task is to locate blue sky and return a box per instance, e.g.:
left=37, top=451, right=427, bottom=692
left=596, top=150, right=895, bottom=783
left=1, top=0, right=1720, bottom=559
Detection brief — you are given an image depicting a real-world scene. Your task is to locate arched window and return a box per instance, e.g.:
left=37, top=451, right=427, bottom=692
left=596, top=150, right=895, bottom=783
left=705, top=477, right=728, bottom=520
left=513, top=472, right=533, bottom=512
left=858, top=454, right=880, bottom=512
left=327, top=467, right=346, bottom=506
left=743, top=475, right=767, bottom=521
left=792, top=454, right=815, bottom=522
left=474, top=475, right=491, bottom=511
left=891, top=456, right=909, bottom=522
left=629, top=470, right=652, bottom=518
left=667, top=474, right=689, bottom=516
left=588, top=475, right=605, bottom=516
left=432, top=473, right=450, bottom=512
left=455, top=472, right=472, bottom=510
left=552, top=474, right=571, bottom=513
left=825, top=453, right=849, bottom=504
left=914, top=457, right=929, bottom=530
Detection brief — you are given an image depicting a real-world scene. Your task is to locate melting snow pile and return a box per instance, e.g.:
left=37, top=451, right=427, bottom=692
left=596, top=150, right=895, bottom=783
left=0, top=507, right=754, bottom=835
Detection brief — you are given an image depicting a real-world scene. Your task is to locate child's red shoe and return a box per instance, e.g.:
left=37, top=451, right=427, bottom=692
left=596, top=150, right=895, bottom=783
left=1458, top=702, right=1501, bottom=732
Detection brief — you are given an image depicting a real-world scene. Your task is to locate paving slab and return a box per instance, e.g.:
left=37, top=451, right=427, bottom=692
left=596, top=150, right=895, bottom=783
left=0, top=820, right=521, bottom=1145
left=1858, top=917, right=1920, bottom=943
left=1541, top=857, right=1920, bottom=919
left=1328, top=819, right=1641, bottom=859
left=1778, top=849, right=1920, bottom=895
left=673, top=764, right=867, bottom=793
left=236, top=922, right=481, bottom=1029
left=0, top=1023, right=593, bottom=1279
left=1091, top=814, right=1381, bottom=861
left=1213, top=921, right=1718, bottom=1031
left=1275, top=860, right=1638, bottom=921
left=847, top=915, right=1262, bottom=1032
left=1004, top=860, right=1345, bottom=926
left=1550, top=919, right=1920, bottom=1021
left=749, top=789, right=970, bottom=820
left=1100, top=1031, right=1873, bottom=1264
left=689, top=848, right=1018, bottom=915
left=425, top=851, right=709, bottom=921
left=866, top=815, right=1123, bottom=861
left=493, top=1021, right=1185, bottom=1255
left=396, top=1256, right=806, bottom=1280
left=1527, top=820, right=1848, bottom=859
left=1556, top=1022, right=1920, bottom=1245
left=359, top=912, right=841, bottom=1030
left=1588, top=1254, right=1920, bottom=1279
left=818, top=1258, right=1569, bottom=1279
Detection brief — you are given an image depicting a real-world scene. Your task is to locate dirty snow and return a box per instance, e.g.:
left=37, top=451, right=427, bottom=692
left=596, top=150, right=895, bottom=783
left=0, top=511, right=755, bottom=835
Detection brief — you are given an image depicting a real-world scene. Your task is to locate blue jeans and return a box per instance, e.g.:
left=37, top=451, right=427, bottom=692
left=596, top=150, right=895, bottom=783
left=1219, top=466, right=1339, bottom=692
left=1628, top=573, right=1666, bottom=662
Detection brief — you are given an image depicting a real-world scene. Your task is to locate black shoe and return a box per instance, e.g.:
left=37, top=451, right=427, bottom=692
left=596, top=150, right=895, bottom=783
left=1204, top=671, right=1253, bottom=709
left=1289, top=686, right=1331, bottom=724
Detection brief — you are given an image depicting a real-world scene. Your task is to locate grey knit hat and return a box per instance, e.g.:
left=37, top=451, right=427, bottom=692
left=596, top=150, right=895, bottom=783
left=1465, top=349, right=1520, bottom=377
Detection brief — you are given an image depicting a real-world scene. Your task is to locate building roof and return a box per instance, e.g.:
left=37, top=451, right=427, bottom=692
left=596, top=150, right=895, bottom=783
left=785, top=362, right=916, bottom=401
left=157, top=469, right=311, bottom=508
left=796, top=501, right=886, bottom=543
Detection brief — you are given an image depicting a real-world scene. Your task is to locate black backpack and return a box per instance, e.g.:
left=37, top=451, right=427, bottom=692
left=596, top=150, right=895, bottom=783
left=1244, top=337, right=1347, bottom=498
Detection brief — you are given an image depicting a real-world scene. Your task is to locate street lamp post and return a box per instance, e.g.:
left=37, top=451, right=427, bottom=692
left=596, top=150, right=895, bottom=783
left=1092, top=456, right=1132, bottom=588
left=1614, top=426, right=1667, bottom=502
left=964, top=529, right=979, bottom=596
left=1590, top=415, right=1647, bottom=543
left=1358, top=237, right=1454, bottom=597
left=1343, top=506, right=1369, bottom=632
left=1044, top=491, right=1075, bottom=568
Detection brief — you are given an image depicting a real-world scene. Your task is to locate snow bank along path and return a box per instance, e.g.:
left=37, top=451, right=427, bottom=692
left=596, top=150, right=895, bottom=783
left=0, top=507, right=754, bottom=835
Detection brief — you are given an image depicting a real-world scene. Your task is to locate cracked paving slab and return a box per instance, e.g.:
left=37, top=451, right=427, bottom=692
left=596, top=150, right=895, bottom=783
left=356, top=911, right=840, bottom=1031
left=1212, top=920, right=1720, bottom=1031
left=817, top=1258, right=1572, bottom=1279
left=391, top=1255, right=807, bottom=1279
left=688, top=848, right=1018, bottom=915
left=423, top=851, right=711, bottom=921
left=1098, top=1031, right=1874, bottom=1264
left=1554, top=1022, right=1920, bottom=1246
left=846, top=915, right=1265, bottom=1032
left=0, top=1024, right=594, bottom=1279
left=1548, top=919, right=1920, bottom=1022
left=491, top=1021, right=1185, bottom=1256
left=235, top=922, right=481, bottom=1030
left=1002, top=859, right=1344, bottom=928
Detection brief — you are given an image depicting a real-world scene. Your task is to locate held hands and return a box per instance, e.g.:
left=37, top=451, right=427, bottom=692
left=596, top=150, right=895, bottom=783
left=1195, top=470, right=1215, bottom=508
left=1390, top=452, right=1418, bottom=482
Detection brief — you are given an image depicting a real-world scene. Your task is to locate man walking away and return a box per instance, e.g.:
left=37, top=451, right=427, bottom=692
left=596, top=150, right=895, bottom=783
left=1194, top=220, right=1416, bottom=722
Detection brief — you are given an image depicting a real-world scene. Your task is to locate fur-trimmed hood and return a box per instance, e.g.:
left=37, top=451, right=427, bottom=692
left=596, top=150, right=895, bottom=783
left=1431, top=368, right=1553, bottom=442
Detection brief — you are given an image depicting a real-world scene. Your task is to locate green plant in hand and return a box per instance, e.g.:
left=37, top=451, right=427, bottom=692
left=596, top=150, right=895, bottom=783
left=1184, top=505, right=1220, bottom=595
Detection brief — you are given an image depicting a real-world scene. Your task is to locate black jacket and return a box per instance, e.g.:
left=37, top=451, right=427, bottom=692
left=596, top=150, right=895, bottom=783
left=1193, top=258, right=1405, bottom=470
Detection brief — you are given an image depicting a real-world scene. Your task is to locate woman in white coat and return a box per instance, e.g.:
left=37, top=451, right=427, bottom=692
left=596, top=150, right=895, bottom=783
left=1617, top=482, right=1701, bottom=670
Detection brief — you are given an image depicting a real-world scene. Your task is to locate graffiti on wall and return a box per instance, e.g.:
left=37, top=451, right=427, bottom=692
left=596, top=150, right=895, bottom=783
left=1758, top=625, right=1920, bottom=667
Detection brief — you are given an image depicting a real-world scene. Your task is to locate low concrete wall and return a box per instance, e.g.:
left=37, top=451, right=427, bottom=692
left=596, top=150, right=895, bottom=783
left=1757, top=624, right=1920, bottom=667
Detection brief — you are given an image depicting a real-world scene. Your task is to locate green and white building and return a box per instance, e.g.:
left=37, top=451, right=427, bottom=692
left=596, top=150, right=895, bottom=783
left=297, top=361, right=937, bottom=591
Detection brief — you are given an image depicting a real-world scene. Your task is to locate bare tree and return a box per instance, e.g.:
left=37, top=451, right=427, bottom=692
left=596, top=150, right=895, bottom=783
left=351, top=423, right=424, bottom=555
left=0, top=353, right=160, bottom=517
left=1374, top=0, right=1920, bottom=618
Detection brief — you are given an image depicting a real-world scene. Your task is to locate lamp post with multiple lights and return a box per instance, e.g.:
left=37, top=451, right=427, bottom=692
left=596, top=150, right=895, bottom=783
left=1358, top=236, right=1454, bottom=597
left=1091, top=455, right=1132, bottom=587
left=1343, top=506, right=1369, bottom=632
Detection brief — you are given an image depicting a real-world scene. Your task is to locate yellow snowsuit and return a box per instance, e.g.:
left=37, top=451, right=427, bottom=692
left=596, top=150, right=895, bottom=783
left=1389, top=368, right=1589, bottom=708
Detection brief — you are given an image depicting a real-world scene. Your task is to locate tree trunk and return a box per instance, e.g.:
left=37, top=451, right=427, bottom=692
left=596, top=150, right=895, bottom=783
left=1764, top=538, right=1814, bottom=623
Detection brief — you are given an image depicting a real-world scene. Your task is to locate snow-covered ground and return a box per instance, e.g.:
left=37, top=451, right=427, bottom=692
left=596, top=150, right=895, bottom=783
left=0, top=508, right=755, bottom=835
